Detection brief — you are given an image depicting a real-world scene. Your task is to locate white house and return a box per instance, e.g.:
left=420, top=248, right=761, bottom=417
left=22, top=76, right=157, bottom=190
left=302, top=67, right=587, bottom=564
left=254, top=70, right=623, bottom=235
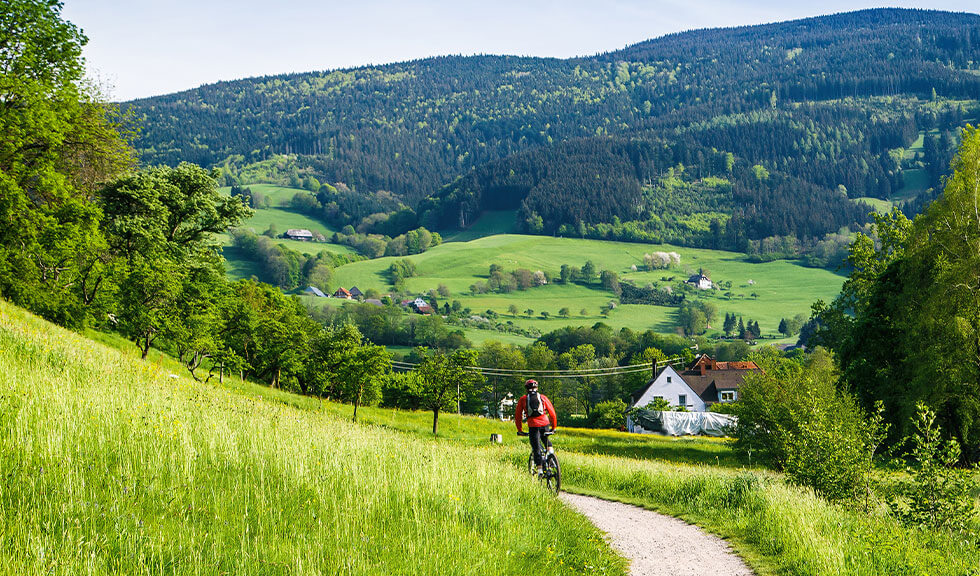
left=631, top=364, right=707, bottom=413
left=687, top=269, right=712, bottom=290
left=284, top=229, right=314, bottom=241
left=627, top=355, right=761, bottom=433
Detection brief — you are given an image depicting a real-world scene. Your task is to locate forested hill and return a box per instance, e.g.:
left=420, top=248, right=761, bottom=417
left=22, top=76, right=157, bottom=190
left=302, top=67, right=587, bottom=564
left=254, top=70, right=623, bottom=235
left=127, top=8, right=980, bottom=252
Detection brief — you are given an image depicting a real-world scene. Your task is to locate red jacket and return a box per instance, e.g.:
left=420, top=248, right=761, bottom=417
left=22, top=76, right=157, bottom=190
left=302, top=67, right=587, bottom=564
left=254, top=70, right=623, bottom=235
left=515, top=393, right=557, bottom=432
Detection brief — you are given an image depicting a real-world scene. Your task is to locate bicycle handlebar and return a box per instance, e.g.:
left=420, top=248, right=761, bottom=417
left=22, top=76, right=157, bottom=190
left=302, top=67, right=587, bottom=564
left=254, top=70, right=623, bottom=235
left=516, top=430, right=557, bottom=437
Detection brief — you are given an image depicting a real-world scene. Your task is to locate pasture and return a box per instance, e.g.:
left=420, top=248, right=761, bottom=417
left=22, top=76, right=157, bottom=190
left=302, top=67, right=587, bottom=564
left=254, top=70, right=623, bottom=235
left=328, top=233, right=846, bottom=337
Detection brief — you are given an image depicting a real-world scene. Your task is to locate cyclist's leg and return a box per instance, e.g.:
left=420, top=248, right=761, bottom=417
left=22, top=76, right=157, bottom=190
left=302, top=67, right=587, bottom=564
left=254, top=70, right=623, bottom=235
left=528, top=427, right=544, bottom=466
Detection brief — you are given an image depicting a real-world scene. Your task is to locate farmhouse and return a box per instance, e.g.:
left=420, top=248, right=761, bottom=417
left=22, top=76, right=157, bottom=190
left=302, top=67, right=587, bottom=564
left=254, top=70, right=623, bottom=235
left=401, top=297, right=433, bottom=314
left=333, top=287, right=353, bottom=299
left=629, top=354, right=760, bottom=415
left=284, top=229, right=314, bottom=241
left=349, top=286, right=364, bottom=299
left=303, top=286, right=327, bottom=298
left=686, top=269, right=712, bottom=290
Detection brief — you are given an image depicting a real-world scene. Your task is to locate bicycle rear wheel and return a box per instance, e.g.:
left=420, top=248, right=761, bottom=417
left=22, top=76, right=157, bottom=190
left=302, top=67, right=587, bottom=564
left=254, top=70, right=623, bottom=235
left=544, top=454, right=561, bottom=495
left=528, top=453, right=536, bottom=475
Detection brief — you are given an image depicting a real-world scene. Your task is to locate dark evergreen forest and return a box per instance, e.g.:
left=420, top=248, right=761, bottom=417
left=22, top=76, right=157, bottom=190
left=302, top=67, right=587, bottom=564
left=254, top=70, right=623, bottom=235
left=126, top=8, right=980, bottom=254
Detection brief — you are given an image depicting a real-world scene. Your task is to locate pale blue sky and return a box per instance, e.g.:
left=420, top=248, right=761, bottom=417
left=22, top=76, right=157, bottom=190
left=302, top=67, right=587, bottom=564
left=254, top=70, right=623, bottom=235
left=63, top=1, right=979, bottom=101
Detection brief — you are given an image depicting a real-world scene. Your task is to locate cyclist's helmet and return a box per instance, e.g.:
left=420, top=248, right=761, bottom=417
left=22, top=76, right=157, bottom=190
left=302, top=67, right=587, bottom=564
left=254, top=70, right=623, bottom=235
left=524, top=379, right=538, bottom=390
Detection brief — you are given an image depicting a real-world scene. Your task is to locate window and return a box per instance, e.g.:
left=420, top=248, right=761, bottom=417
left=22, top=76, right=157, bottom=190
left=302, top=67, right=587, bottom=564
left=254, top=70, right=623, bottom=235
left=678, top=394, right=687, bottom=406
left=720, top=391, right=737, bottom=402
left=666, top=376, right=672, bottom=383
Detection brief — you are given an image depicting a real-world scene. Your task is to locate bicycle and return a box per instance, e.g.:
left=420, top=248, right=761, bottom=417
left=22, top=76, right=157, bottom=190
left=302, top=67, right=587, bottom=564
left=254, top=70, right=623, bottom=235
left=517, top=429, right=560, bottom=495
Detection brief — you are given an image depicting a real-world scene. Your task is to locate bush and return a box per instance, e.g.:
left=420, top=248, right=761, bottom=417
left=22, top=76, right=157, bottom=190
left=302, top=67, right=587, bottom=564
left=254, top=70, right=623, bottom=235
left=590, top=399, right=628, bottom=429
left=887, top=404, right=977, bottom=531
left=732, top=348, right=883, bottom=502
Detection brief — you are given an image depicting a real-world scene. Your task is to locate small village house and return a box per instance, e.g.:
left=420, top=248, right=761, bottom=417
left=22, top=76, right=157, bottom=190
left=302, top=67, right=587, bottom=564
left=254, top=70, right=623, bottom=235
left=303, top=286, right=327, bottom=298
left=284, top=229, right=314, bottom=241
left=687, top=269, right=712, bottom=290
left=333, top=287, right=353, bottom=299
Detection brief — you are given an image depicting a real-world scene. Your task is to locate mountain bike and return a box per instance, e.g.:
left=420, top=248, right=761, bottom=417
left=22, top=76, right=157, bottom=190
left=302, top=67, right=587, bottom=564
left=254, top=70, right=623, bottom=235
left=517, top=429, right=560, bottom=495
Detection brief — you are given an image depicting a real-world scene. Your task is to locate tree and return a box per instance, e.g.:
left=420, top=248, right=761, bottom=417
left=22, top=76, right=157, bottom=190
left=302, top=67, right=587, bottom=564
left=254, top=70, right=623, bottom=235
left=581, top=260, right=597, bottom=284
left=415, top=348, right=485, bottom=434
left=508, top=304, right=519, bottom=316
left=0, top=0, right=134, bottom=327
left=778, top=318, right=789, bottom=337
left=307, top=324, right=390, bottom=421
left=559, top=307, right=570, bottom=318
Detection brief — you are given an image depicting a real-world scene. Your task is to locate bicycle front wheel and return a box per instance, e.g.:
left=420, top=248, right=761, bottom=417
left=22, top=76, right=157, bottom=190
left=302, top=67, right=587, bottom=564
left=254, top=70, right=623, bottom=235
left=544, top=454, right=561, bottom=495
left=528, top=453, right=536, bottom=475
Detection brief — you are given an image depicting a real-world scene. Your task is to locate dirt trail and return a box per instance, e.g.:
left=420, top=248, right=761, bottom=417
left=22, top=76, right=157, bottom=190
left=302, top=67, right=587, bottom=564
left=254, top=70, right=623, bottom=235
left=560, top=492, right=754, bottom=576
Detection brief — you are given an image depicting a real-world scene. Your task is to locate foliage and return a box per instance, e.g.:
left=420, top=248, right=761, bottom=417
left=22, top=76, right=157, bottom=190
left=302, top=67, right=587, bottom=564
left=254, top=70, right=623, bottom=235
left=888, top=404, right=977, bottom=531
left=0, top=0, right=134, bottom=328
left=732, top=349, right=884, bottom=501
left=821, top=128, right=980, bottom=456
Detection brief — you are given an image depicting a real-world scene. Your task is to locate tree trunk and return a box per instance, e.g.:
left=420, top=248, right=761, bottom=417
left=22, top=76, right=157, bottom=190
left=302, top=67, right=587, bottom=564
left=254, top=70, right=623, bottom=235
left=432, top=408, right=439, bottom=435
left=353, top=391, right=361, bottom=423
left=141, top=334, right=151, bottom=360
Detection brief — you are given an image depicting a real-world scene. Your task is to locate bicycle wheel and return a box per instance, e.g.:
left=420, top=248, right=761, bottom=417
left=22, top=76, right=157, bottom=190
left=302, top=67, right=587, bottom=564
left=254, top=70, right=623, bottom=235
left=527, top=452, right=536, bottom=475
left=544, top=454, right=561, bottom=495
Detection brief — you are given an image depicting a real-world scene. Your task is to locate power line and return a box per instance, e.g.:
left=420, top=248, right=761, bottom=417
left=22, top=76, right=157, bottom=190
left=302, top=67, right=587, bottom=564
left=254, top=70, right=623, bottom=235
left=388, top=354, right=689, bottom=378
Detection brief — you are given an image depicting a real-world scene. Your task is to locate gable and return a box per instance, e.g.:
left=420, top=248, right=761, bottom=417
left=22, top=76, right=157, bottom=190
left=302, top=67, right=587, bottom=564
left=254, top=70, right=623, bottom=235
left=632, top=366, right=701, bottom=408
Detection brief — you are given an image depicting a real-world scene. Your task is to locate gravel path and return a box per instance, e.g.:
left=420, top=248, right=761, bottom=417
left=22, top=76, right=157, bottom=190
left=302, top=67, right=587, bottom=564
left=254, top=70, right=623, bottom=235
left=560, top=493, right=754, bottom=576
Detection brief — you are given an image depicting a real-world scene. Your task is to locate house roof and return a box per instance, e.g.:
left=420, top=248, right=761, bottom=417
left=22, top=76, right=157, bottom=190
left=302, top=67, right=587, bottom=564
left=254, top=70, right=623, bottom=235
left=363, top=298, right=384, bottom=307
left=303, top=286, right=327, bottom=297
left=349, top=286, right=363, bottom=296
left=285, top=229, right=313, bottom=237
left=333, top=287, right=352, bottom=297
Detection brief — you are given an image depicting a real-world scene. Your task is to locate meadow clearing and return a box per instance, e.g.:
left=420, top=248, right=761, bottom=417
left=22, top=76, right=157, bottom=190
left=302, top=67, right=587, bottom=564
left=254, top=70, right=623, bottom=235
left=325, top=229, right=846, bottom=338
left=3, top=300, right=978, bottom=575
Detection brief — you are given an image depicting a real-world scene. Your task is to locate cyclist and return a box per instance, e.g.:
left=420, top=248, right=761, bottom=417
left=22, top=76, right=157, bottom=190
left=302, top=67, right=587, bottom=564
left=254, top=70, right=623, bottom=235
left=515, top=379, right=558, bottom=476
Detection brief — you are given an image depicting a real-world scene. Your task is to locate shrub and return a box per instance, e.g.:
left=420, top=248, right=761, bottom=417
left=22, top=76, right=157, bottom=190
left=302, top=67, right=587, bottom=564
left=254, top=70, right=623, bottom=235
left=733, top=348, right=883, bottom=502
left=887, top=404, right=977, bottom=531
left=590, top=399, right=628, bottom=429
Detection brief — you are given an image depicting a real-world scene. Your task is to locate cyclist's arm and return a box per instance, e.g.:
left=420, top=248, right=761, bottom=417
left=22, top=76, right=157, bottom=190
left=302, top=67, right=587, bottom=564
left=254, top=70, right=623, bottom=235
left=544, top=396, right=558, bottom=430
left=515, top=396, right=526, bottom=433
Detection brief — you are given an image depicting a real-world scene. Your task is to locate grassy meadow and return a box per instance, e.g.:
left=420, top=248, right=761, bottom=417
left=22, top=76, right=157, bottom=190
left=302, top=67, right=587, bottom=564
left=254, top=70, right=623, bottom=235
left=0, top=301, right=625, bottom=575
left=328, top=233, right=846, bottom=337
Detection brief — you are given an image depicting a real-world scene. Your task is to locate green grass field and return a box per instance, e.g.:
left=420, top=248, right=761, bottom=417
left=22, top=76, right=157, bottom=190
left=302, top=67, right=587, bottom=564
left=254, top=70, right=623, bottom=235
left=852, top=197, right=893, bottom=213
left=443, top=210, right=520, bottom=242
left=0, top=300, right=625, bottom=575
left=329, top=234, right=846, bottom=337
left=4, top=300, right=979, bottom=575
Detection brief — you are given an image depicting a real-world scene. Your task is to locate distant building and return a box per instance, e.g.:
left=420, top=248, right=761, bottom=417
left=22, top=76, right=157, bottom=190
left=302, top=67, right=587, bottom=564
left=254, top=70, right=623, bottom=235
left=363, top=298, right=384, bottom=307
left=349, top=286, right=364, bottom=299
left=303, top=286, right=327, bottom=298
left=687, top=269, right=712, bottom=290
left=401, top=297, right=432, bottom=314
left=284, top=229, right=314, bottom=241
left=333, top=287, right=352, bottom=299
left=628, top=354, right=761, bottom=420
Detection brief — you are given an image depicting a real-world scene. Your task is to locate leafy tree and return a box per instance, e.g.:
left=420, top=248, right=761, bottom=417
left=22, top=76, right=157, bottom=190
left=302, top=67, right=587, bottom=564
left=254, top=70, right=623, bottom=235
left=581, top=260, right=597, bottom=284
left=0, top=0, right=133, bottom=327
left=307, top=324, right=390, bottom=421
left=415, top=348, right=484, bottom=434
left=559, top=307, right=570, bottom=318
left=590, top=399, right=628, bottom=429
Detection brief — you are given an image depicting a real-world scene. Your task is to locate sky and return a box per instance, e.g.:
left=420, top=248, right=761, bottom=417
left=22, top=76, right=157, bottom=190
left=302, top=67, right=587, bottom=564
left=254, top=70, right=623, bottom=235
left=64, top=0, right=980, bottom=102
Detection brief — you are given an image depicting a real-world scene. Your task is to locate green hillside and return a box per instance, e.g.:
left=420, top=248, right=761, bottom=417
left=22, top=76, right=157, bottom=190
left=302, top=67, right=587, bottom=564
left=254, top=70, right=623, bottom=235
left=0, top=300, right=624, bottom=574
left=326, top=234, right=845, bottom=337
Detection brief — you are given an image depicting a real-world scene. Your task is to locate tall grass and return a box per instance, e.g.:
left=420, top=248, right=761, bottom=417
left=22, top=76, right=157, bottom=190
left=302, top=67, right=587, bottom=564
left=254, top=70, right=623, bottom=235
left=0, top=302, right=625, bottom=575
left=551, top=453, right=980, bottom=576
